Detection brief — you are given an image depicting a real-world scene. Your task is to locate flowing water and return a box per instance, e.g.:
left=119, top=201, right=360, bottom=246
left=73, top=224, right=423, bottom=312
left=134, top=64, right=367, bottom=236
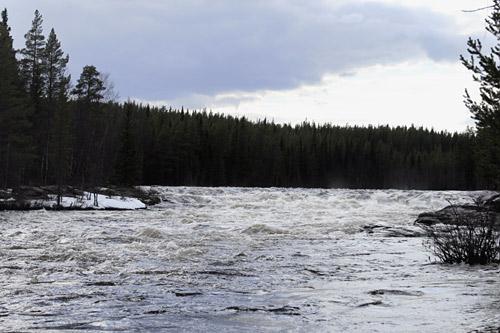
left=0, top=187, right=499, bottom=332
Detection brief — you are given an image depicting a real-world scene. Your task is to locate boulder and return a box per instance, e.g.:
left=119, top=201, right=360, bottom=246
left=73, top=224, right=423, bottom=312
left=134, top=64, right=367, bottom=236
left=414, top=193, right=500, bottom=230
left=98, top=186, right=161, bottom=206
left=483, top=193, right=500, bottom=212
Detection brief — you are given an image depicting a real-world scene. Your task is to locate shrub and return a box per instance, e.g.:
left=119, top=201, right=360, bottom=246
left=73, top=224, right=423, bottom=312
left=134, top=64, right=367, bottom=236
left=423, top=206, right=500, bottom=265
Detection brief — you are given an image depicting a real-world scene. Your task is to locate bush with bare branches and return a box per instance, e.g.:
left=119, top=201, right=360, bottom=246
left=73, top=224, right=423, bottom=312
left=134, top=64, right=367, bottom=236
left=423, top=205, right=500, bottom=265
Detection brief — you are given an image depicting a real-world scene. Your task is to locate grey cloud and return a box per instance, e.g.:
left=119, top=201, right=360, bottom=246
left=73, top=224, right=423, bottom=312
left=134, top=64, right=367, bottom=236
left=5, top=0, right=465, bottom=101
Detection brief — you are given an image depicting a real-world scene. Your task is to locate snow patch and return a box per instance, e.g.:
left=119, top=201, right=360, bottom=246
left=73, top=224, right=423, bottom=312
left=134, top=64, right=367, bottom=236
left=29, top=192, right=146, bottom=210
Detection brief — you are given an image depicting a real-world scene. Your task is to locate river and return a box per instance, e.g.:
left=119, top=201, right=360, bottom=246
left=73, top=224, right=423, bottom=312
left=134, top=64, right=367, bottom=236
left=1, top=187, right=499, bottom=332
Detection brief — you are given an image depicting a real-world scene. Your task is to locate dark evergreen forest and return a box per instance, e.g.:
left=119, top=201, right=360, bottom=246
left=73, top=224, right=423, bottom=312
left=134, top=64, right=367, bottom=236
left=0, top=9, right=487, bottom=190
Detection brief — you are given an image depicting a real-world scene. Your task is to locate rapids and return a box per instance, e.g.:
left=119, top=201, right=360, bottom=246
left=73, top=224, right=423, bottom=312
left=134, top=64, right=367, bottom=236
left=0, top=187, right=499, bottom=332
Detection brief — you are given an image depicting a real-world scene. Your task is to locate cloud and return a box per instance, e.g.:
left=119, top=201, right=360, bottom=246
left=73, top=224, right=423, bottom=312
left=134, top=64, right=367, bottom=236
left=6, top=0, right=466, bottom=102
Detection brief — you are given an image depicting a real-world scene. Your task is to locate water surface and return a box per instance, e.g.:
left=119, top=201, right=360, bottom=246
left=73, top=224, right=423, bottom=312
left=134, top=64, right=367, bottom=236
left=1, top=187, right=499, bottom=332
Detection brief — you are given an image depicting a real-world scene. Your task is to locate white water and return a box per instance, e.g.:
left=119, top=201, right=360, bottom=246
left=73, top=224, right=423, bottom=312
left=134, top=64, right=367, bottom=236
left=0, top=187, right=499, bottom=332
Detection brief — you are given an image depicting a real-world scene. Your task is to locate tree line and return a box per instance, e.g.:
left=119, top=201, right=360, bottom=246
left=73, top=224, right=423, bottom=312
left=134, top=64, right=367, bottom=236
left=0, top=9, right=493, bottom=190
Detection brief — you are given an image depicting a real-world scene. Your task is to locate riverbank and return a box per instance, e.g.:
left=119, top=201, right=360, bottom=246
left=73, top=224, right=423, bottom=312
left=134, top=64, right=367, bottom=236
left=0, top=186, right=161, bottom=211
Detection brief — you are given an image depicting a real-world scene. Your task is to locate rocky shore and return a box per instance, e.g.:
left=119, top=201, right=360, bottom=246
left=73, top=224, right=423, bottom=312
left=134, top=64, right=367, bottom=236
left=0, top=186, right=161, bottom=211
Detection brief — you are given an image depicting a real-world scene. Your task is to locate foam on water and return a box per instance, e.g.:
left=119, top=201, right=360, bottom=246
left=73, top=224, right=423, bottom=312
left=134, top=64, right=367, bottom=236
left=0, top=187, right=499, bottom=332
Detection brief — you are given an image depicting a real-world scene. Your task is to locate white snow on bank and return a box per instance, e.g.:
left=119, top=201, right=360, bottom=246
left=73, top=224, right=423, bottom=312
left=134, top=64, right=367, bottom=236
left=29, top=192, right=146, bottom=210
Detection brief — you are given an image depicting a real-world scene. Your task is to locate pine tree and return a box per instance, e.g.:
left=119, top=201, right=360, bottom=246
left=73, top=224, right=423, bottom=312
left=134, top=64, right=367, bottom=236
left=0, top=9, right=33, bottom=188
left=20, top=10, right=46, bottom=104
left=39, top=28, right=71, bottom=185
left=72, top=66, right=106, bottom=192
left=461, top=0, right=500, bottom=188
left=19, top=10, right=49, bottom=184
left=43, top=28, right=72, bottom=200
left=72, top=65, right=105, bottom=103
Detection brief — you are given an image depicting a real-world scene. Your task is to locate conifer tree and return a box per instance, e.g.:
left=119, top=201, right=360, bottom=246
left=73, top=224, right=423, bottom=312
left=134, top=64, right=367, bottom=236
left=20, top=10, right=46, bottom=104
left=19, top=10, right=49, bottom=184
left=0, top=7, right=484, bottom=191
left=72, top=65, right=107, bottom=196
left=42, top=28, right=71, bottom=199
left=39, top=28, right=71, bottom=185
left=51, top=104, right=72, bottom=205
left=44, top=28, right=70, bottom=102
left=113, top=104, right=140, bottom=185
left=73, top=65, right=105, bottom=103
left=0, top=9, right=33, bottom=188
left=461, top=0, right=500, bottom=188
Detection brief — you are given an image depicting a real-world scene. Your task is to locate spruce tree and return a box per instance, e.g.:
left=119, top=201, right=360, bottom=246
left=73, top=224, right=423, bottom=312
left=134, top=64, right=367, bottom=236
left=113, top=104, right=140, bottom=186
left=44, top=28, right=70, bottom=102
left=461, top=0, right=500, bottom=188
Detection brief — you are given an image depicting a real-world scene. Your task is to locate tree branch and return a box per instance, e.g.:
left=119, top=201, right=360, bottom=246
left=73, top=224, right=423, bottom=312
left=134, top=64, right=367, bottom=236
left=462, top=5, right=494, bottom=13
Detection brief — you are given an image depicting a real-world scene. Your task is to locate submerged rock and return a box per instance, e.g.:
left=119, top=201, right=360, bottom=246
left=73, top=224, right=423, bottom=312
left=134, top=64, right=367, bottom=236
left=174, top=291, right=202, bottom=297
left=242, top=224, right=288, bottom=235
left=86, top=281, right=116, bottom=287
left=362, top=224, right=425, bottom=237
left=368, top=289, right=424, bottom=296
left=225, top=305, right=301, bottom=316
left=138, top=228, right=164, bottom=239
left=356, top=300, right=385, bottom=308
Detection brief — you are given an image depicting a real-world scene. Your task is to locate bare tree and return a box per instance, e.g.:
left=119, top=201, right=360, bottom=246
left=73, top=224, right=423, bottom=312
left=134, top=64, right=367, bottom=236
left=100, top=72, right=119, bottom=102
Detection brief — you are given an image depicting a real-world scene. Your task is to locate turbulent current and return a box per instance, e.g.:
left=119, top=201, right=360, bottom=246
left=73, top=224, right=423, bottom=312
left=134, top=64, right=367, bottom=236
left=1, top=187, right=499, bottom=332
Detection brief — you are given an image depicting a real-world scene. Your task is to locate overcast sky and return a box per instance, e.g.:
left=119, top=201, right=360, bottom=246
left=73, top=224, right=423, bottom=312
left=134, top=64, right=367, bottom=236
left=3, top=0, right=493, bottom=131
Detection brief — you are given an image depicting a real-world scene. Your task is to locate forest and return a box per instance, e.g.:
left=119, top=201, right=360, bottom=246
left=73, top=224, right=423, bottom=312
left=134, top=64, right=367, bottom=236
left=0, top=9, right=489, bottom=190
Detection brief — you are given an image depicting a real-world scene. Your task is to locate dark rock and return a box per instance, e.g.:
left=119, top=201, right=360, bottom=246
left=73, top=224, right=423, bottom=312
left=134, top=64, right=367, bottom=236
left=0, top=200, right=38, bottom=211
left=484, top=193, right=500, bottom=212
left=174, top=291, right=202, bottom=297
left=86, top=281, right=116, bottom=287
left=0, top=266, right=23, bottom=270
left=145, top=309, right=168, bottom=315
left=415, top=194, right=500, bottom=230
left=362, top=224, right=424, bottom=237
left=368, top=289, right=424, bottom=296
left=356, top=300, right=385, bottom=307
left=98, top=186, right=161, bottom=206
left=225, top=305, right=301, bottom=316
left=17, top=186, right=49, bottom=200
left=198, top=269, right=254, bottom=277
left=304, top=267, right=329, bottom=276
